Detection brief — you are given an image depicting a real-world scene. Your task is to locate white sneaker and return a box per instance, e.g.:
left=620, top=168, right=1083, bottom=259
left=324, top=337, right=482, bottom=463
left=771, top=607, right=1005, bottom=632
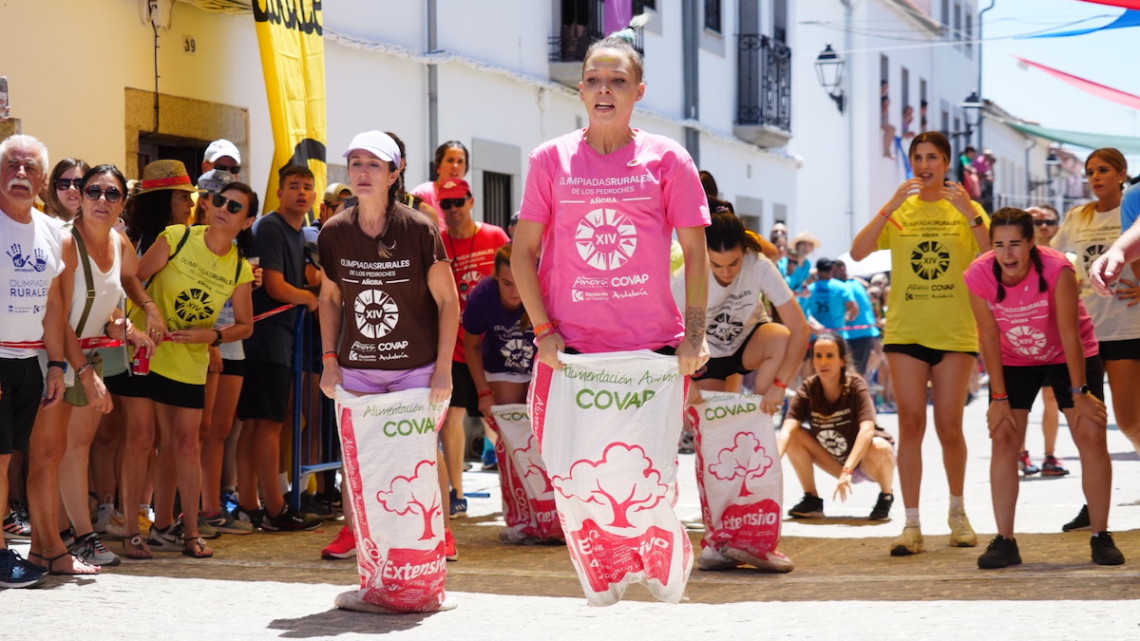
left=71, top=532, right=121, bottom=567
left=93, top=503, right=115, bottom=534
left=697, top=545, right=738, bottom=571
left=948, top=510, right=978, bottom=547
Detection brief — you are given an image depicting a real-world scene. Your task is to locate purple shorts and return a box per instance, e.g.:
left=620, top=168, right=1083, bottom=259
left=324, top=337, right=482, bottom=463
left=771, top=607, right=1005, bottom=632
left=340, top=363, right=435, bottom=395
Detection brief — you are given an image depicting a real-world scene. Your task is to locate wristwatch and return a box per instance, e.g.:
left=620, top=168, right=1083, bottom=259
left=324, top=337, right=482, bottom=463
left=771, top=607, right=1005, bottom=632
left=1070, top=384, right=1091, bottom=396
left=46, top=360, right=68, bottom=373
left=970, top=215, right=985, bottom=228
left=211, top=329, right=224, bottom=347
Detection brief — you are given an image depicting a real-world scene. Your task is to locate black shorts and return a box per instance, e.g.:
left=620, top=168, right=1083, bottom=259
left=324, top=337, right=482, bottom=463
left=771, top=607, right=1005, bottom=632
left=450, top=361, right=483, bottom=417
left=696, top=324, right=763, bottom=381
left=884, top=343, right=978, bottom=367
left=236, top=361, right=293, bottom=421
left=103, top=371, right=131, bottom=396
left=114, top=371, right=206, bottom=409
left=0, top=357, right=44, bottom=454
left=997, top=357, right=1106, bottom=410
left=221, top=359, right=246, bottom=378
left=1097, top=338, right=1140, bottom=361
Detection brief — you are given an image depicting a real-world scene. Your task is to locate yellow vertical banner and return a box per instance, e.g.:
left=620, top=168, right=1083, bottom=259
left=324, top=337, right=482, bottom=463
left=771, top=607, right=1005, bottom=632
left=253, top=0, right=327, bottom=215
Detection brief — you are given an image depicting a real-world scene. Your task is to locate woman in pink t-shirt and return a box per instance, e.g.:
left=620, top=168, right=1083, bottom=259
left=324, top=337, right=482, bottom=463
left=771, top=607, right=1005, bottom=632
left=411, top=141, right=468, bottom=226
left=964, top=208, right=1122, bottom=568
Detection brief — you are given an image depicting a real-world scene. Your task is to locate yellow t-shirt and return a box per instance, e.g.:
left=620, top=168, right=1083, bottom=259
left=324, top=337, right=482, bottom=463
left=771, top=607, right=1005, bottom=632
left=876, top=196, right=988, bottom=352
left=131, top=225, right=254, bottom=385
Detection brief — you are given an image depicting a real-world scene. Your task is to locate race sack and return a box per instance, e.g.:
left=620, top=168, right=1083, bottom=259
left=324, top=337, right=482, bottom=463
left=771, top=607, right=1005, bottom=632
left=530, top=350, right=692, bottom=607
left=489, top=404, right=563, bottom=544
left=693, top=392, right=783, bottom=566
left=335, top=386, right=450, bottom=613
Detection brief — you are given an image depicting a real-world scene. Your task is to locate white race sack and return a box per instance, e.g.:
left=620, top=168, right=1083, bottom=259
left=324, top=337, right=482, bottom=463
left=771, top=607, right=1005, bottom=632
left=529, top=350, right=692, bottom=607
left=693, top=392, right=782, bottom=563
left=489, top=404, right=563, bottom=544
left=335, top=386, right=450, bottom=613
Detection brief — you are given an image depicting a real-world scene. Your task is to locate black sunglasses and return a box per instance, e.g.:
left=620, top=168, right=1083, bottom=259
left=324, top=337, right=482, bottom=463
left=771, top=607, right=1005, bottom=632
left=211, top=192, right=246, bottom=214
left=440, top=197, right=467, bottom=210
left=56, top=178, right=82, bottom=191
left=1034, top=219, right=1058, bottom=227
left=213, top=163, right=241, bottom=175
left=82, top=186, right=123, bottom=203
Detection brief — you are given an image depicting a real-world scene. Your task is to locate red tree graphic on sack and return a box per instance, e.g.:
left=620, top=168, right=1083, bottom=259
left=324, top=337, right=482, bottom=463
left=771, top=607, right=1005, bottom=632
left=516, top=434, right=553, bottom=493
left=708, top=432, right=774, bottom=497
left=551, top=443, right=668, bottom=528
left=376, top=459, right=441, bottom=540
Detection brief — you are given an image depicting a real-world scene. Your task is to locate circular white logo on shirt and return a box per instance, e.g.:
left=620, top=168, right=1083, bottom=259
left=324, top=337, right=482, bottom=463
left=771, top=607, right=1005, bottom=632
left=575, top=208, right=637, bottom=271
left=708, top=313, right=744, bottom=345
left=457, top=269, right=483, bottom=303
left=501, top=337, right=535, bottom=371
left=1006, top=325, right=1048, bottom=357
left=1083, top=244, right=1107, bottom=274
left=354, top=289, right=399, bottom=339
left=816, top=428, right=849, bottom=458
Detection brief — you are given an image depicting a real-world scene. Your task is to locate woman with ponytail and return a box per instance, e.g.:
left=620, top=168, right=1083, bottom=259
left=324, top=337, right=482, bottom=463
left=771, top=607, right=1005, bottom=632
left=1052, top=150, right=1140, bottom=529
left=964, top=207, right=1122, bottom=569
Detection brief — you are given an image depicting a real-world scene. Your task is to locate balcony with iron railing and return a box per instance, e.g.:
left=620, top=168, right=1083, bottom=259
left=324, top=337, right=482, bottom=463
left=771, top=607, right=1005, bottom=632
left=734, top=33, right=792, bottom=148
left=548, top=0, right=644, bottom=89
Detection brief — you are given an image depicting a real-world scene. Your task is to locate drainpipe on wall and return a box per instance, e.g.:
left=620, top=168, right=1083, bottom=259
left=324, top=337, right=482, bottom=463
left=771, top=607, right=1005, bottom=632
left=682, top=0, right=699, bottom=164
left=427, top=0, right=439, bottom=177
left=843, top=0, right=854, bottom=243
left=977, top=0, right=995, bottom=152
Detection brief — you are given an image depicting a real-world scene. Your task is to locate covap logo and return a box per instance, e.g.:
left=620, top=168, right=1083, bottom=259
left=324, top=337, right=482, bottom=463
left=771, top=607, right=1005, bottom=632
left=910, top=241, right=950, bottom=281
left=354, top=289, right=399, bottom=339
left=575, top=208, right=637, bottom=271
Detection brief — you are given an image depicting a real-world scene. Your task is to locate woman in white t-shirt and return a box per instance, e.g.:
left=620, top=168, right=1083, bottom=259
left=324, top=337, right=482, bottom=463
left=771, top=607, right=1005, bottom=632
left=1051, top=148, right=1140, bottom=532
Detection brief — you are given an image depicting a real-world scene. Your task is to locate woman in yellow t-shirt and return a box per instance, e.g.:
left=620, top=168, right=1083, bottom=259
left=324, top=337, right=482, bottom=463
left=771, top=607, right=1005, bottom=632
left=121, top=183, right=256, bottom=560
left=851, top=131, right=990, bottom=558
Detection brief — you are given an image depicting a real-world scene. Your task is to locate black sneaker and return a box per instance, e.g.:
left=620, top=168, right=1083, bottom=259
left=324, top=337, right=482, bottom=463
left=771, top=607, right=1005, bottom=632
left=1062, top=504, right=1091, bottom=532
left=788, top=493, right=824, bottom=518
left=233, top=506, right=267, bottom=531
left=1091, top=531, right=1125, bottom=566
left=977, top=535, right=1022, bottom=569
left=869, top=492, right=894, bottom=521
left=266, top=505, right=322, bottom=532
left=299, top=493, right=336, bottom=520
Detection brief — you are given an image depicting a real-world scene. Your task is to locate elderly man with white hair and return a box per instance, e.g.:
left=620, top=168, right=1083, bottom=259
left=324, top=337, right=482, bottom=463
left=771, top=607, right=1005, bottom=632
left=0, top=134, right=69, bottom=587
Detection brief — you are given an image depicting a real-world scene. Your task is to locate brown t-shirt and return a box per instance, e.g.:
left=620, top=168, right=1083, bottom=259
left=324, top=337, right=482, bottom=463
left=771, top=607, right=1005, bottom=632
left=788, top=374, right=889, bottom=463
left=319, top=202, right=448, bottom=370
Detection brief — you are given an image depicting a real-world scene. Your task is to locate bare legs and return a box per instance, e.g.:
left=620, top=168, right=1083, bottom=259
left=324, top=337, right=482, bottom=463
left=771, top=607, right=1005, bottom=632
left=1104, top=359, right=1140, bottom=453
left=784, top=427, right=895, bottom=498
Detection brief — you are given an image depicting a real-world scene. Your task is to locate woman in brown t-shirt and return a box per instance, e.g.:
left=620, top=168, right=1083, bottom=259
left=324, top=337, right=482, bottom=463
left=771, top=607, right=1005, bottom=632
left=780, top=332, right=896, bottom=521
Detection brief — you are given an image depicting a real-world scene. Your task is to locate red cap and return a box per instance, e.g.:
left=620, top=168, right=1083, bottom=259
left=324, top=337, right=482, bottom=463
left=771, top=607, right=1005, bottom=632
left=437, top=179, right=471, bottom=201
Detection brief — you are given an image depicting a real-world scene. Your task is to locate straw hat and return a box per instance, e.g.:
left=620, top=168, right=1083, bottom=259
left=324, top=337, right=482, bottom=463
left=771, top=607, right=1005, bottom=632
left=135, top=159, right=196, bottom=196
left=792, top=230, right=822, bottom=252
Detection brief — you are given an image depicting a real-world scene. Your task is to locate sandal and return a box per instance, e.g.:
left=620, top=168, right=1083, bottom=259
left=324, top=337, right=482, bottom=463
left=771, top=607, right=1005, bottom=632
left=30, top=549, right=100, bottom=575
left=182, top=536, right=214, bottom=559
left=123, top=534, right=153, bottom=560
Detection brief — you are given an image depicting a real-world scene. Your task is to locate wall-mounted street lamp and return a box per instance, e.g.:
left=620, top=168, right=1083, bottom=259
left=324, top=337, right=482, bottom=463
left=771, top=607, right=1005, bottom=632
left=960, top=91, right=984, bottom=144
left=814, top=44, right=845, bottom=113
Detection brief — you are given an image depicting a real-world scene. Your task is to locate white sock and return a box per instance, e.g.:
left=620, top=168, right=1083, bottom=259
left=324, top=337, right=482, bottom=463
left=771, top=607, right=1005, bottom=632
left=949, top=495, right=965, bottom=512
left=905, top=508, right=920, bottom=527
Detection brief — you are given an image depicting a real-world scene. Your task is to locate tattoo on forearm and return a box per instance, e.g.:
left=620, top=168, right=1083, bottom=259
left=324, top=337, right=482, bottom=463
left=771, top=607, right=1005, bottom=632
left=684, top=306, right=705, bottom=345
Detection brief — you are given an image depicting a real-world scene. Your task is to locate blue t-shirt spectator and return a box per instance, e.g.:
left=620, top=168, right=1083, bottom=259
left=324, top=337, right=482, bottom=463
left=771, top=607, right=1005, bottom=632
left=462, top=276, right=535, bottom=375
left=1121, top=184, right=1140, bottom=232
left=807, top=277, right=856, bottom=332
left=842, top=278, right=880, bottom=340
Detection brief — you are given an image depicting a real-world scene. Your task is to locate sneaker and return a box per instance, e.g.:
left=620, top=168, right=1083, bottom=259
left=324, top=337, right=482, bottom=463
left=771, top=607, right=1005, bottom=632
left=146, top=523, right=181, bottom=551
left=977, top=535, right=1022, bottom=569
left=70, top=531, right=122, bottom=567
left=889, top=525, right=925, bottom=556
left=265, top=505, right=322, bottom=532
left=1041, top=455, right=1070, bottom=477
left=449, top=489, right=467, bottom=519
left=0, top=549, right=45, bottom=589
left=787, top=493, right=824, bottom=518
left=1091, top=531, right=1125, bottom=566
left=2, top=510, right=31, bottom=540
left=203, top=510, right=253, bottom=535
left=300, top=493, right=337, bottom=520
left=948, top=510, right=978, bottom=547
left=93, top=503, right=115, bottom=535
left=321, top=526, right=357, bottom=560
left=481, top=446, right=498, bottom=471
left=102, top=511, right=130, bottom=540
left=1062, top=505, right=1091, bottom=532
left=234, top=506, right=268, bottom=530
left=678, top=429, right=696, bottom=455
left=869, top=492, right=894, bottom=521
left=170, top=517, right=219, bottom=541
left=444, top=528, right=458, bottom=562
left=334, top=588, right=459, bottom=614
left=723, top=546, right=795, bottom=573
left=221, top=490, right=240, bottom=516
left=697, top=545, right=738, bottom=571
left=1018, top=451, right=1040, bottom=477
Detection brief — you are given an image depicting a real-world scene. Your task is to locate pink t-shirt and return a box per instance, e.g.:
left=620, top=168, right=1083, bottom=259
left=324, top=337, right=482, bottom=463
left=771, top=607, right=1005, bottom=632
left=410, top=181, right=444, bottom=226
left=964, top=246, right=1097, bottom=367
left=445, top=222, right=510, bottom=362
left=519, top=130, right=710, bottom=353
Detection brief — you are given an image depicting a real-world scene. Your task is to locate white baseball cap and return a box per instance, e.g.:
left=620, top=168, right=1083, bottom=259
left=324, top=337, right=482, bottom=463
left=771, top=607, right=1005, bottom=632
left=205, top=139, right=242, bottom=164
left=343, top=131, right=401, bottom=166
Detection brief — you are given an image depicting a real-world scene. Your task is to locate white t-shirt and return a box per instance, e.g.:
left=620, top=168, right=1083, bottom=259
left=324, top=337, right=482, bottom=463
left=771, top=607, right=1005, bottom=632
left=1053, top=204, right=1140, bottom=342
left=0, top=208, right=66, bottom=359
left=672, top=251, right=792, bottom=358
